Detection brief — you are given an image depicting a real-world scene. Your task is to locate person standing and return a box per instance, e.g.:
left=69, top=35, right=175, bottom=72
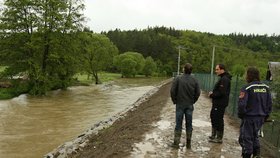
left=170, top=63, right=201, bottom=149
left=238, top=67, right=272, bottom=158
left=208, top=64, right=232, bottom=143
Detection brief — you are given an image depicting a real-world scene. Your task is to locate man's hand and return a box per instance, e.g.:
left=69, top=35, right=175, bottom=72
left=208, top=91, right=213, bottom=97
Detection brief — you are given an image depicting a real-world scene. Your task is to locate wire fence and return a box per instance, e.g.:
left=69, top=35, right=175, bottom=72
left=193, top=73, right=280, bottom=155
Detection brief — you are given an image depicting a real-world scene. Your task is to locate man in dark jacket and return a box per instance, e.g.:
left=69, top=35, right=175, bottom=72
left=208, top=64, right=232, bottom=143
left=238, top=67, right=272, bottom=158
left=170, top=63, right=200, bottom=149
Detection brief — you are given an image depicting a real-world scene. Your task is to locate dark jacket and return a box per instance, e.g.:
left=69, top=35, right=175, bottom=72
left=210, top=72, right=232, bottom=107
left=170, top=73, right=200, bottom=106
left=238, top=81, right=272, bottom=118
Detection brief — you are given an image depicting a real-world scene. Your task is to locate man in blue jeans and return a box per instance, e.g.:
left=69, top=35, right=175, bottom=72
left=170, top=63, right=200, bottom=149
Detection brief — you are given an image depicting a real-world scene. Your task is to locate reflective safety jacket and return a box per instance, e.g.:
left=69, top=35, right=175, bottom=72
left=238, top=81, right=272, bottom=118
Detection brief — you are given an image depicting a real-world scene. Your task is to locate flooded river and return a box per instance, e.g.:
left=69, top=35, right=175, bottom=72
left=0, top=78, right=166, bottom=158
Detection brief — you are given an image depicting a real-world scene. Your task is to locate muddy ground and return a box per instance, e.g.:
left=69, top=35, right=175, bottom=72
left=69, top=82, right=277, bottom=158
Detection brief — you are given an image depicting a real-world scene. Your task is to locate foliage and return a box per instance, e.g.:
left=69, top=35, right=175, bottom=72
left=74, top=72, right=121, bottom=85
left=104, top=27, right=280, bottom=76
left=78, top=32, right=119, bottom=84
left=0, top=0, right=85, bottom=95
left=114, top=52, right=145, bottom=77
left=231, top=65, right=245, bottom=77
left=0, top=79, right=30, bottom=99
left=143, top=56, right=157, bottom=77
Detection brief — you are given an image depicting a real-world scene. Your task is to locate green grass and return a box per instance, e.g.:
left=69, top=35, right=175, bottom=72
left=0, top=80, right=30, bottom=100
left=271, top=110, right=280, bottom=120
left=74, top=72, right=122, bottom=85
left=0, top=66, right=7, bottom=73
left=0, top=88, right=15, bottom=99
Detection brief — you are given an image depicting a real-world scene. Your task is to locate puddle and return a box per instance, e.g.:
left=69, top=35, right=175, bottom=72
left=193, top=119, right=211, bottom=127
left=131, top=132, right=162, bottom=157
left=155, top=120, right=171, bottom=130
left=132, top=141, right=155, bottom=157
left=195, top=146, right=210, bottom=152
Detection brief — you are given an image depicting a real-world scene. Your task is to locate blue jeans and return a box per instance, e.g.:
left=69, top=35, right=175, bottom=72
left=175, top=104, right=194, bottom=133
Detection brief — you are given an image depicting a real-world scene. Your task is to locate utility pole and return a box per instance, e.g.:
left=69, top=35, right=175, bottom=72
left=177, top=46, right=186, bottom=76
left=177, top=46, right=181, bottom=75
left=210, top=45, right=215, bottom=88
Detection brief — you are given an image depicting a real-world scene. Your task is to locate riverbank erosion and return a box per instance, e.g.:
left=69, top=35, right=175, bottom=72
left=45, top=80, right=277, bottom=158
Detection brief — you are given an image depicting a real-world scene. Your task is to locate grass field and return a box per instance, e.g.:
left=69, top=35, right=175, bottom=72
left=74, top=72, right=122, bottom=84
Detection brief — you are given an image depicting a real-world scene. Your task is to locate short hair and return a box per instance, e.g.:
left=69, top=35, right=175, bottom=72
left=217, top=64, right=226, bottom=71
left=246, top=67, right=260, bottom=82
left=184, top=63, right=192, bottom=74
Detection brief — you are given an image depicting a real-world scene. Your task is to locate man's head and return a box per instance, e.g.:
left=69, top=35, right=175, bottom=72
left=184, top=63, right=192, bottom=74
left=215, top=64, right=226, bottom=76
left=246, top=67, right=260, bottom=83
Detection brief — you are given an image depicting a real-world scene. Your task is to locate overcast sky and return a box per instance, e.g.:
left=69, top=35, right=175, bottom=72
left=84, top=0, right=280, bottom=35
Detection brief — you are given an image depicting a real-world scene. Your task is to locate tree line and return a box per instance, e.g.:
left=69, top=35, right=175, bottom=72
left=1, top=0, right=280, bottom=96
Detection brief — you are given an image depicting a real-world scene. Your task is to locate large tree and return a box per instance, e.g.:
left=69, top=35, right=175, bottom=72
left=143, top=56, right=157, bottom=77
left=79, top=32, right=118, bottom=84
left=0, top=0, right=85, bottom=94
left=114, top=52, right=145, bottom=77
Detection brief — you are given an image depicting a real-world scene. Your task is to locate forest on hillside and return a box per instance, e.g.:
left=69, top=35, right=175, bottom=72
left=103, top=26, right=280, bottom=77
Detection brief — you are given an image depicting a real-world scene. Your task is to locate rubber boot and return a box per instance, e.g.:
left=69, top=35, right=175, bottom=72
left=242, top=153, right=252, bottom=158
left=253, top=148, right=260, bottom=158
left=209, top=128, right=216, bottom=140
left=209, top=130, right=223, bottom=143
left=186, top=132, right=192, bottom=149
left=171, top=131, right=181, bottom=149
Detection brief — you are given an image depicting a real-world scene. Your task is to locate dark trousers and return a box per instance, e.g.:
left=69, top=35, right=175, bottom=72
left=210, top=104, right=226, bottom=131
left=239, top=117, right=264, bottom=154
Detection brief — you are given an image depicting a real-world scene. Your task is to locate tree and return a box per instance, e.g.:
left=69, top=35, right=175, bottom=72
left=0, top=0, right=85, bottom=94
left=79, top=32, right=118, bottom=84
left=231, top=65, right=245, bottom=77
left=114, top=52, right=145, bottom=77
left=143, top=56, right=157, bottom=77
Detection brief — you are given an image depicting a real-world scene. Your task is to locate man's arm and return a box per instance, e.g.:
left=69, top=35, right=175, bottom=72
left=210, top=77, right=229, bottom=99
left=170, top=77, right=178, bottom=104
left=238, top=88, right=248, bottom=119
left=194, top=81, right=200, bottom=103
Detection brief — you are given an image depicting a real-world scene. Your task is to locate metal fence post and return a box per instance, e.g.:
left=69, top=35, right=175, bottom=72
left=232, top=75, right=239, bottom=116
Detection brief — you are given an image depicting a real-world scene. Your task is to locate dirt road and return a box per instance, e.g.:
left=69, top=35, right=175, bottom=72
left=69, top=81, right=276, bottom=158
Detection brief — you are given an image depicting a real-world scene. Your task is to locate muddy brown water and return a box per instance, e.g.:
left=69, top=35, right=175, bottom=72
left=0, top=78, right=166, bottom=158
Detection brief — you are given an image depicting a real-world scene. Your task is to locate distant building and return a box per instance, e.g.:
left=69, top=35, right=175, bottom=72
left=266, top=62, right=280, bottom=81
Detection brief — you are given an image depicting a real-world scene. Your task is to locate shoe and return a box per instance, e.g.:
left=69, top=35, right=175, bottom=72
left=209, top=128, right=216, bottom=140
left=209, top=130, right=223, bottom=143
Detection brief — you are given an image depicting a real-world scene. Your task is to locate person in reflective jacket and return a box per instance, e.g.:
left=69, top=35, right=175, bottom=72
left=238, top=67, right=272, bottom=158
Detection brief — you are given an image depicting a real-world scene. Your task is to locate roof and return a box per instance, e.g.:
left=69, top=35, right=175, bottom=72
left=267, top=62, right=280, bottom=81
